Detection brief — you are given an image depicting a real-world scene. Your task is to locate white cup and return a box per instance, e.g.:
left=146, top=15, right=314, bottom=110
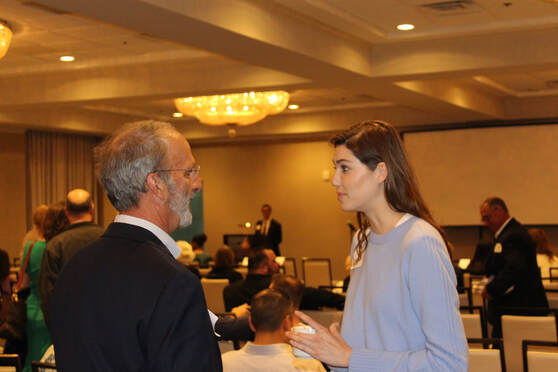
left=291, top=325, right=316, bottom=359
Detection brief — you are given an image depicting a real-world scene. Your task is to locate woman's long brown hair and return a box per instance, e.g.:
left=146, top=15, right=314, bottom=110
left=331, top=120, right=448, bottom=262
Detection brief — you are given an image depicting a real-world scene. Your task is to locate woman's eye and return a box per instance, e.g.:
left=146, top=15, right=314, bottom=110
left=341, top=165, right=349, bottom=172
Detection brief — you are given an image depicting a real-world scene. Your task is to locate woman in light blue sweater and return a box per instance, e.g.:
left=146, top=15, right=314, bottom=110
left=288, top=121, right=468, bottom=371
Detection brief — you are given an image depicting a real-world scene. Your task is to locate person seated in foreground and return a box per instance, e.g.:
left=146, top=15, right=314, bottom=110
left=206, top=246, right=243, bottom=283
left=221, top=289, right=325, bottom=372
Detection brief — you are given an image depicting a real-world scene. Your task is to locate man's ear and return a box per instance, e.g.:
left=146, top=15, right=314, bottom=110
left=146, top=173, right=167, bottom=200
left=282, top=314, right=293, bottom=331
left=248, top=314, right=256, bottom=333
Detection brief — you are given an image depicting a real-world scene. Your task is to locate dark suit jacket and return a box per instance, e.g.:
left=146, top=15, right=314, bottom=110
left=254, top=219, right=282, bottom=256
left=50, top=223, right=222, bottom=372
left=223, top=274, right=271, bottom=311
left=485, top=218, right=548, bottom=314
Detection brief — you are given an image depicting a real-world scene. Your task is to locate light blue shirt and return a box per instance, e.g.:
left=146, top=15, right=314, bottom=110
left=340, top=215, right=468, bottom=371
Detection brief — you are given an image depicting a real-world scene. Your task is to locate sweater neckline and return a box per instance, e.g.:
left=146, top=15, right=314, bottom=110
left=368, top=214, right=415, bottom=245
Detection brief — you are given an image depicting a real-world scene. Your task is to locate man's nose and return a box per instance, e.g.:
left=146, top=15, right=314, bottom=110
left=192, top=177, right=202, bottom=193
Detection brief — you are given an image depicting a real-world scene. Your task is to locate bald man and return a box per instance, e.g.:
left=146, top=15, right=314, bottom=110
left=38, top=188, right=104, bottom=327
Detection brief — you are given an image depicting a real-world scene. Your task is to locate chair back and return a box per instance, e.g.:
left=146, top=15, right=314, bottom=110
left=546, top=289, right=558, bottom=310
left=468, top=338, right=506, bottom=372
left=0, top=355, right=21, bottom=372
left=201, top=278, right=229, bottom=313
left=522, top=340, right=558, bottom=372
left=469, top=349, right=502, bottom=372
left=31, top=361, right=57, bottom=372
left=460, top=306, right=487, bottom=339
left=461, top=313, right=483, bottom=339
left=303, top=310, right=343, bottom=328
left=502, top=312, right=558, bottom=372
left=283, top=257, right=297, bottom=278
left=301, top=258, right=332, bottom=288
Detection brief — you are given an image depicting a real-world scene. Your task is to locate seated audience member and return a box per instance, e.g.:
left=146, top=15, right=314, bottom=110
left=0, top=249, right=10, bottom=294
left=530, top=228, right=558, bottom=281
left=206, top=246, right=242, bottom=283
left=176, top=240, right=201, bottom=279
left=273, top=274, right=345, bottom=311
left=193, top=233, right=213, bottom=268
left=0, top=249, right=25, bottom=360
left=223, top=250, right=273, bottom=311
left=234, top=237, right=252, bottom=264
left=221, top=289, right=325, bottom=372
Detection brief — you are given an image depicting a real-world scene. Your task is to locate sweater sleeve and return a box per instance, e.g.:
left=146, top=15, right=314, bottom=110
left=348, top=235, right=468, bottom=372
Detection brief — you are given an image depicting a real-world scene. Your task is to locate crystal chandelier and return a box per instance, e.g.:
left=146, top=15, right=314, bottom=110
left=0, top=21, right=12, bottom=60
left=174, top=91, right=290, bottom=126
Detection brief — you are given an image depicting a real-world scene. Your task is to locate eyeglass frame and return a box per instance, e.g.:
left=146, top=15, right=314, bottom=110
left=152, top=165, right=201, bottom=179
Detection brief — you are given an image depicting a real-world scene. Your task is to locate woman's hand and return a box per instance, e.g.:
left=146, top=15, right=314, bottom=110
left=286, top=310, right=352, bottom=367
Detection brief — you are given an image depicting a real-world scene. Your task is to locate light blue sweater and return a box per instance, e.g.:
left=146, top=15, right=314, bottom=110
left=340, top=215, right=468, bottom=371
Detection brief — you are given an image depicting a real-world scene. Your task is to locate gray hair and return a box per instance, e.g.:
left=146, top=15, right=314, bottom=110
left=94, top=120, right=177, bottom=211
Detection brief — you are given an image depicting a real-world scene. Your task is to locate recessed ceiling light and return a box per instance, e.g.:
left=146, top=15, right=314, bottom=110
left=172, top=112, right=183, bottom=118
left=59, top=55, right=75, bottom=62
left=288, top=104, right=299, bottom=110
left=396, top=24, right=415, bottom=31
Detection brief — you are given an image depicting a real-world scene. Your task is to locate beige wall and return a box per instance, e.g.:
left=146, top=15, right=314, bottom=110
left=193, top=140, right=355, bottom=280
left=0, top=132, right=27, bottom=261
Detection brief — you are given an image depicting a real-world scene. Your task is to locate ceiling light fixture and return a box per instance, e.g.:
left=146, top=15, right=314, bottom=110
left=288, top=104, right=299, bottom=110
left=0, top=20, right=13, bottom=60
left=396, top=24, right=415, bottom=31
left=59, top=55, right=75, bottom=62
left=174, top=91, right=289, bottom=125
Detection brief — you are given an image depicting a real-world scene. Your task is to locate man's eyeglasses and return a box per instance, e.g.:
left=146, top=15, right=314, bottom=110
left=153, top=165, right=201, bottom=179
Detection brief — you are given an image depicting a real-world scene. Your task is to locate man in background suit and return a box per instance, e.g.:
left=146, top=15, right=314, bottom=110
left=50, top=121, right=221, bottom=372
left=38, top=188, right=104, bottom=327
left=254, top=204, right=282, bottom=256
left=480, top=196, right=548, bottom=337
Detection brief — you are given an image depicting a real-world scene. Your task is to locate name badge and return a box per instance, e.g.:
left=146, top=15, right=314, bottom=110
left=494, top=243, right=503, bottom=254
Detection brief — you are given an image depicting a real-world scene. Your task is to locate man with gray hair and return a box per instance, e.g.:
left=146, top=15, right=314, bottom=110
left=49, top=121, right=221, bottom=372
left=38, top=188, right=103, bottom=327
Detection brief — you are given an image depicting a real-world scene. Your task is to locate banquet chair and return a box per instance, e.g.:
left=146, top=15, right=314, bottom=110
left=31, top=361, right=56, bottom=372
left=546, top=289, right=558, bottom=310
left=303, top=310, right=343, bottom=328
left=201, top=278, right=229, bottom=313
left=501, top=309, right=558, bottom=372
left=0, top=354, right=21, bottom=372
left=522, top=340, right=558, bottom=372
left=468, top=338, right=506, bottom=372
left=460, top=306, right=487, bottom=339
left=282, top=257, right=297, bottom=278
left=301, top=258, right=332, bottom=288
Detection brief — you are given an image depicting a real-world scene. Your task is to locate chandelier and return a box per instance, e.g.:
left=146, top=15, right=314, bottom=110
left=174, top=91, right=290, bottom=126
left=0, top=21, right=12, bottom=60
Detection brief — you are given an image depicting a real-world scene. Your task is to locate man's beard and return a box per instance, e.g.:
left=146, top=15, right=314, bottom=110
left=168, top=181, right=192, bottom=228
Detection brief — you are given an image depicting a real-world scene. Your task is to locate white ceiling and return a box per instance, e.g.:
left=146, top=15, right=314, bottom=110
left=1, top=0, right=558, bottom=141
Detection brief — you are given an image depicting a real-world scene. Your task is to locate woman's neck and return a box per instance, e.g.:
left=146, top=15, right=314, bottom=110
left=365, top=200, right=405, bottom=235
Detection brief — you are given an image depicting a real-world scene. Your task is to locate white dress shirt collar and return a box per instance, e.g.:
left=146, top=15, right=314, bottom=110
left=114, top=214, right=181, bottom=258
left=495, top=216, right=512, bottom=239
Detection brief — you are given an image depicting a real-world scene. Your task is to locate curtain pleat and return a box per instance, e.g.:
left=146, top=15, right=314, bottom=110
left=26, top=131, right=101, bottom=225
